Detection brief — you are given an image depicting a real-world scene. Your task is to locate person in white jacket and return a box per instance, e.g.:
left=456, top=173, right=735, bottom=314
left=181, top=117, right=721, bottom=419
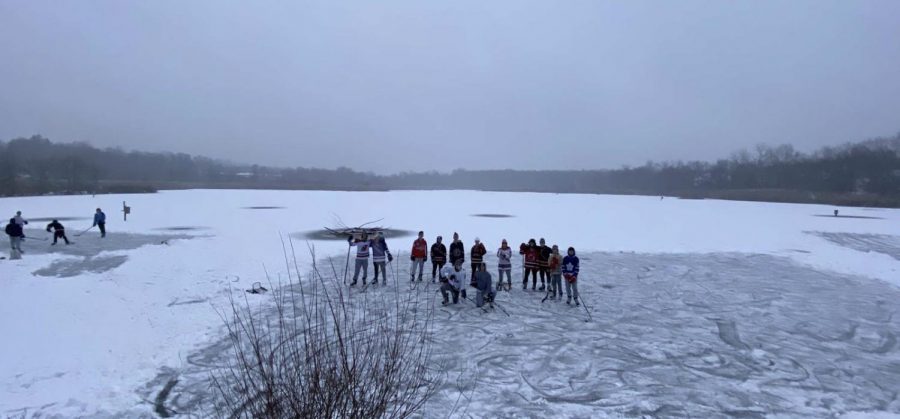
left=439, top=263, right=467, bottom=305
left=496, top=239, right=513, bottom=291
left=13, top=211, right=28, bottom=227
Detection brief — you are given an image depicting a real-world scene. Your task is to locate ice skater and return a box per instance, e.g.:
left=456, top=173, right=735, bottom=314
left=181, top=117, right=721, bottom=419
left=371, top=232, right=392, bottom=284
left=93, top=208, right=106, bottom=238
left=410, top=231, right=428, bottom=282
left=470, top=237, right=486, bottom=283
left=547, top=245, right=563, bottom=299
left=13, top=211, right=28, bottom=227
left=474, top=263, right=495, bottom=308
left=563, top=246, right=580, bottom=306
left=430, top=235, right=447, bottom=282
left=520, top=239, right=539, bottom=290
left=5, top=218, right=25, bottom=258
left=496, top=239, right=513, bottom=291
left=538, top=238, right=552, bottom=291
left=347, top=233, right=373, bottom=286
left=449, top=232, right=465, bottom=268
left=439, top=263, right=466, bottom=305
left=46, top=219, right=70, bottom=245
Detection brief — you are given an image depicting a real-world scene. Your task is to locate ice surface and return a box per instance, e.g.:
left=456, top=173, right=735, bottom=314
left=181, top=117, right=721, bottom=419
left=1, top=190, right=899, bottom=417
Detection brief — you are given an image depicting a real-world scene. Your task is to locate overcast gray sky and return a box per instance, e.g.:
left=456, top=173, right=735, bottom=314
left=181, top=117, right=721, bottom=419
left=1, top=1, right=899, bottom=173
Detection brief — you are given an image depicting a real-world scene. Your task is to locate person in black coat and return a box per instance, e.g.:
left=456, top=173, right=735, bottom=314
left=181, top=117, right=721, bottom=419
left=5, top=218, right=25, bottom=254
left=538, top=238, right=552, bottom=291
left=430, top=235, right=447, bottom=282
left=449, top=232, right=465, bottom=268
left=46, top=219, right=70, bottom=245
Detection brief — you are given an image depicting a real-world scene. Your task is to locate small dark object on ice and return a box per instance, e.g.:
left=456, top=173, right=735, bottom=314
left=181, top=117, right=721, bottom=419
left=245, top=282, right=268, bottom=294
left=834, top=209, right=839, bottom=217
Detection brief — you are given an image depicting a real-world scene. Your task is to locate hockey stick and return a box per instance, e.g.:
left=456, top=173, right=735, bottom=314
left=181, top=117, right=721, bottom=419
left=74, top=225, right=94, bottom=237
left=579, top=289, right=594, bottom=323
left=343, top=241, right=352, bottom=285
left=540, top=284, right=552, bottom=303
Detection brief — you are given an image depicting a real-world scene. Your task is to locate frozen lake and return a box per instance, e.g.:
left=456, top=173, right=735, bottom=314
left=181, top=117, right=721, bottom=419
left=1, top=189, right=899, bottom=417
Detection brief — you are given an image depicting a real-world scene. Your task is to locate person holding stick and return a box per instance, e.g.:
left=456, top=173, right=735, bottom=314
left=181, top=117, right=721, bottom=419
left=563, top=246, right=581, bottom=306
left=46, top=219, right=70, bottom=245
left=93, top=208, right=107, bottom=238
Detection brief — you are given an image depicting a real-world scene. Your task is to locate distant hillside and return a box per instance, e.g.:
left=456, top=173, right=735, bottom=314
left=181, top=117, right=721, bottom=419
left=1, top=133, right=898, bottom=207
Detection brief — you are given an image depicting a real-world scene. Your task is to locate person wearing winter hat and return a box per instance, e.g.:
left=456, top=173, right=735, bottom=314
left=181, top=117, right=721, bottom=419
left=562, top=246, right=581, bottom=305
left=496, top=239, right=513, bottom=291
left=430, top=235, right=447, bottom=282
left=470, top=237, right=487, bottom=283
left=474, top=263, right=495, bottom=308
left=519, top=239, right=540, bottom=290
left=547, top=245, right=564, bottom=299
left=449, top=232, right=465, bottom=267
left=46, top=219, right=70, bottom=245
left=371, top=231, right=393, bottom=285
left=537, top=238, right=552, bottom=291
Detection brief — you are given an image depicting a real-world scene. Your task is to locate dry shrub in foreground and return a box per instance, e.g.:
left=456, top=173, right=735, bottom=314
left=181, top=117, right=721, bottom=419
left=211, top=245, right=440, bottom=418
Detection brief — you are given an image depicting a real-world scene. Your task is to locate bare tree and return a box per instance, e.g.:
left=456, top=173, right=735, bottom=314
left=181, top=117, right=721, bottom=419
left=210, top=242, right=442, bottom=418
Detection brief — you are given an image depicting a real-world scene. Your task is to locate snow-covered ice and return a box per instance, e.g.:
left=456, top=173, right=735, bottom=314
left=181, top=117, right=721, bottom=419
left=1, top=189, right=899, bottom=417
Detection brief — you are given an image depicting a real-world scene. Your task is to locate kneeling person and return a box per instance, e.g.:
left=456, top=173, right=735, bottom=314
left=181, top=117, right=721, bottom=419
left=474, top=263, right=495, bottom=308
left=440, top=263, right=467, bottom=305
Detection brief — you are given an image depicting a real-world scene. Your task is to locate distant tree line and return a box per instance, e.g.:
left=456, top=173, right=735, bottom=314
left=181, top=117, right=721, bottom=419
left=1, top=133, right=898, bottom=206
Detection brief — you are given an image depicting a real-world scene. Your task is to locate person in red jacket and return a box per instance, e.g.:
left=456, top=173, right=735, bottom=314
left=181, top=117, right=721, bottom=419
left=410, top=231, right=428, bottom=282
left=470, top=237, right=487, bottom=283
left=519, top=239, right=539, bottom=290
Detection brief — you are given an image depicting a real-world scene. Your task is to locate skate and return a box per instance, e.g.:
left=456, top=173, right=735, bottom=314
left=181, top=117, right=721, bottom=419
left=372, top=279, right=378, bottom=285
left=575, top=299, right=580, bottom=306
left=566, top=298, right=571, bottom=305
left=442, top=299, right=449, bottom=306
left=350, top=280, right=358, bottom=286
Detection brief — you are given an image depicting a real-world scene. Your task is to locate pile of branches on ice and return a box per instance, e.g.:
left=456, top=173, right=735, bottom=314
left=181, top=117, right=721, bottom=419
left=323, top=217, right=387, bottom=239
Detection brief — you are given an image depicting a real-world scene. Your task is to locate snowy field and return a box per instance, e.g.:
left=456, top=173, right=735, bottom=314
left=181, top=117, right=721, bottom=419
left=1, top=189, right=900, bottom=418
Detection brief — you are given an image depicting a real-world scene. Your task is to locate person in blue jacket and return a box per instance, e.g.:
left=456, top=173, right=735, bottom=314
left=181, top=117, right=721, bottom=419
left=93, top=208, right=106, bottom=238
left=562, top=246, right=580, bottom=306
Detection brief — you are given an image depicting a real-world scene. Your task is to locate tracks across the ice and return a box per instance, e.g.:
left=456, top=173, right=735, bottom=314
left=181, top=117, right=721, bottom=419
left=140, top=250, right=900, bottom=417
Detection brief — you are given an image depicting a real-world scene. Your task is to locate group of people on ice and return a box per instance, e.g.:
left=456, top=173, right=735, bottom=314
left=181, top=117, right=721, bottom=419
left=346, top=231, right=582, bottom=306
left=5, top=208, right=108, bottom=258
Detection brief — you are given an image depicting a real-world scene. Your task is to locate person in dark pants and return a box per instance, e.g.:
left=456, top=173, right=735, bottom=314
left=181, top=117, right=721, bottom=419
left=519, top=239, right=539, bottom=290
left=430, top=235, right=447, bottom=282
left=449, top=232, right=465, bottom=268
left=371, top=232, right=392, bottom=284
left=470, top=237, right=486, bottom=283
left=474, top=263, right=495, bottom=308
left=538, top=238, right=552, bottom=291
left=93, top=208, right=106, bottom=238
left=46, top=219, right=70, bottom=245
